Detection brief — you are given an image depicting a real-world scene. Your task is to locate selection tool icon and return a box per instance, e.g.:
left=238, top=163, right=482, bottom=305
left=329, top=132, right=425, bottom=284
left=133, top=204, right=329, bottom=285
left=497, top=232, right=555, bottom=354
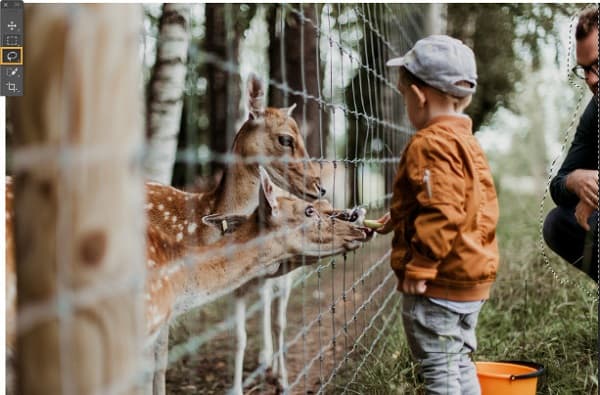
left=1, top=47, right=21, bottom=63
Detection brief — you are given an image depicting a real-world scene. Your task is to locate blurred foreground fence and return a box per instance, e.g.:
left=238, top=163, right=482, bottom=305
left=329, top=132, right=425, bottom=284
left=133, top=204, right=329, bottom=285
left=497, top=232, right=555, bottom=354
left=6, top=3, right=440, bottom=394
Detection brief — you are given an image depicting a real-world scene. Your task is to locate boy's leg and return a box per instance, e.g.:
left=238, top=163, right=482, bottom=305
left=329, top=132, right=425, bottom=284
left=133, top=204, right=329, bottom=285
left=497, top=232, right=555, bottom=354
left=457, top=311, right=481, bottom=395
left=402, top=294, right=467, bottom=395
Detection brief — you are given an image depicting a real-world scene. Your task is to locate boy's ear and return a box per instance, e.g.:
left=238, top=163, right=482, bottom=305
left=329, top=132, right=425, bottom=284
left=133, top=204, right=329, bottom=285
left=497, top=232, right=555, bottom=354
left=458, top=95, right=472, bottom=112
left=410, top=84, right=427, bottom=107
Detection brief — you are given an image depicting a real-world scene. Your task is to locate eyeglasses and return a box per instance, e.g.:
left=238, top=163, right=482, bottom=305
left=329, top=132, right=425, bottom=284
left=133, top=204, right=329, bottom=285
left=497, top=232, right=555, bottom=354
left=572, top=63, right=599, bottom=80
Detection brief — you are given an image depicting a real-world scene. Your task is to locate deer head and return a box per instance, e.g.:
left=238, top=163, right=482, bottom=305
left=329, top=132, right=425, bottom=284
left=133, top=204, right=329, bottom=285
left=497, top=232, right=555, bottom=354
left=232, top=74, right=325, bottom=200
left=202, top=167, right=369, bottom=260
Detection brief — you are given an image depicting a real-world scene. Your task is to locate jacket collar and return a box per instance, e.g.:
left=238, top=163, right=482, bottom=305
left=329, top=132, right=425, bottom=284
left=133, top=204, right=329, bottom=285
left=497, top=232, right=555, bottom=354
left=423, top=114, right=472, bottom=134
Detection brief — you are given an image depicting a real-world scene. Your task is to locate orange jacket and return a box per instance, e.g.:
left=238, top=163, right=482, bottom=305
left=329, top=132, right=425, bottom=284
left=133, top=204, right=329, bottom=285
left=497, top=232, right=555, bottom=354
left=390, top=115, right=499, bottom=301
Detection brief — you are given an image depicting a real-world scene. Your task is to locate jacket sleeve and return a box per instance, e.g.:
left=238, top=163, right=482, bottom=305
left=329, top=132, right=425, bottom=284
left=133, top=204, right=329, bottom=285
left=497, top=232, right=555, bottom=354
left=403, top=136, right=466, bottom=281
left=550, top=98, right=598, bottom=208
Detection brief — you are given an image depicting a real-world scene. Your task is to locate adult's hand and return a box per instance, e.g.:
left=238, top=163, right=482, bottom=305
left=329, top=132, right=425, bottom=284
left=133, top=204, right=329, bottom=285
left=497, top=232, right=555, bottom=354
left=575, top=200, right=595, bottom=231
left=566, top=169, right=599, bottom=208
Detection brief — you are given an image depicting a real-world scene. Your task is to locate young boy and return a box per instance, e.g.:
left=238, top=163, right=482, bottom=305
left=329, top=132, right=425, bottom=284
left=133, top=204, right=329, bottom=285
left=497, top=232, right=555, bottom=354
left=376, top=35, right=499, bottom=394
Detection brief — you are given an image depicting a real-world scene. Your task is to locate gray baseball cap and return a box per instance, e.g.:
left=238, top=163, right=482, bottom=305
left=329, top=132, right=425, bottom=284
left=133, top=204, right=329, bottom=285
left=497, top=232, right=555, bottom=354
left=386, top=35, right=477, bottom=98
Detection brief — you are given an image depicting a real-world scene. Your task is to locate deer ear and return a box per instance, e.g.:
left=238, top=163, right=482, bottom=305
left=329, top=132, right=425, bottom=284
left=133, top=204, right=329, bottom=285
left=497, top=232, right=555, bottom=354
left=202, top=214, right=249, bottom=235
left=281, top=102, right=297, bottom=117
left=258, top=166, right=279, bottom=219
left=247, top=73, right=265, bottom=120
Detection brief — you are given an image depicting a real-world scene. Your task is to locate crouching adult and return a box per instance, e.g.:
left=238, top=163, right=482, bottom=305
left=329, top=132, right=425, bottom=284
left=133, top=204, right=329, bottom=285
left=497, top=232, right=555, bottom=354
left=543, top=7, right=598, bottom=282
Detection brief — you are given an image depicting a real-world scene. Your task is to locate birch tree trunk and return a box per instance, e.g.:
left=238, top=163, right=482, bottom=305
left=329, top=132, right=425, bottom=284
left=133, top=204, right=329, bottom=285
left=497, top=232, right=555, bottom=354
left=11, top=5, right=145, bottom=394
left=144, top=4, right=190, bottom=185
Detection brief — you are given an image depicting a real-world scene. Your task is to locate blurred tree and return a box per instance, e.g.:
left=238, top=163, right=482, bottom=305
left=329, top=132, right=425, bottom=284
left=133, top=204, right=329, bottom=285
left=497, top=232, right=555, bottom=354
left=144, top=4, right=190, bottom=185
left=171, top=8, right=206, bottom=189
left=267, top=4, right=327, bottom=158
left=447, top=3, right=578, bottom=131
left=204, top=4, right=256, bottom=177
left=478, top=48, right=581, bottom=196
left=171, top=4, right=256, bottom=188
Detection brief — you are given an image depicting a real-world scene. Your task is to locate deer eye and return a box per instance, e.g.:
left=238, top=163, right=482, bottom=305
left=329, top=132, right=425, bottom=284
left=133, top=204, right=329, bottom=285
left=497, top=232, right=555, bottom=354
left=278, top=135, right=294, bottom=148
left=305, top=206, right=316, bottom=217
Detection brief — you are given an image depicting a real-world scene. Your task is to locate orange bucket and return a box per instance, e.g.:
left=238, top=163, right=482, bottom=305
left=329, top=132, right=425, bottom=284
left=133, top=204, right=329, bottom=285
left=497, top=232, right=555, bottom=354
left=476, top=360, right=544, bottom=395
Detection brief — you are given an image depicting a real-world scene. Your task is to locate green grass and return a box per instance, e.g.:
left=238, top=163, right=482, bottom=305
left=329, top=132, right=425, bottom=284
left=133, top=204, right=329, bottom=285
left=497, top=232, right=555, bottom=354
left=338, top=191, right=598, bottom=394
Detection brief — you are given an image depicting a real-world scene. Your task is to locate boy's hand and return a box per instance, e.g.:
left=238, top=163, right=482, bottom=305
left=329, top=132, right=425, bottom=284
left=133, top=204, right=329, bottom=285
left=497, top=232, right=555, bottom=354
left=401, top=278, right=427, bottom=294
left=371, top=212, right=393, bottom=234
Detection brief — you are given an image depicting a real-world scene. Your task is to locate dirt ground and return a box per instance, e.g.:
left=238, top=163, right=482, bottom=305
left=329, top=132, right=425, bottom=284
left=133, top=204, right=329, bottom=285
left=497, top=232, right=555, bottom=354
left=165, top=234, right=397, bottom=394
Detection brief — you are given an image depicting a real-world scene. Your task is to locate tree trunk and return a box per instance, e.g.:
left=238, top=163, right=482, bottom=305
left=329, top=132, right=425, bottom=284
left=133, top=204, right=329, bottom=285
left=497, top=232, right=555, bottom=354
left=204, top=4, right=243, bottom=176
left=144, top=4, right=190, bottom=185
left=11, top=5, right=145, bottom=394
left=268, top=4, right=327, bottom=158
left=346, top=4, right=384, bottom=206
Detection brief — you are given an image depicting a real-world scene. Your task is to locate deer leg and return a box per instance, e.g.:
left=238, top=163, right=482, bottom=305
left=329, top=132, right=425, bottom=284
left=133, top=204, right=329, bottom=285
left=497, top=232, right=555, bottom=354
left=152, top=326, right=169, bottom=395
left=231, top=297, right=247, bottom=395
left=276, top=274, right=292, bottom=390
left=259, top=280, right=274, bottom=368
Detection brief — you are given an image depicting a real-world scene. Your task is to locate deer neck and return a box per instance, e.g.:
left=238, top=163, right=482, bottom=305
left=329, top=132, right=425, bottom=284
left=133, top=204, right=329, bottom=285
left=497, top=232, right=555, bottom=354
left=145, top=222, right=287, bottom=334
left=212, top=163, right=259, bottom=215
left=181, top=244, right=282, bottom=311
left=145, top=182, right=216, bottom=247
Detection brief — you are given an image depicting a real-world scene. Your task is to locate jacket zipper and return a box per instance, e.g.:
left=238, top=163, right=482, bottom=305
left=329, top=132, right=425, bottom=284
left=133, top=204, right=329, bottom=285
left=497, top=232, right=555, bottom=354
left=423, top=169, right=432, bottom=199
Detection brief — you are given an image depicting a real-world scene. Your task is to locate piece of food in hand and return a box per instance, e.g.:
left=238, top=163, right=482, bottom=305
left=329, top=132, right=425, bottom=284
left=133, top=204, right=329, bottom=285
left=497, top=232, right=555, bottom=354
left=363, top=219, right=384, bottom=229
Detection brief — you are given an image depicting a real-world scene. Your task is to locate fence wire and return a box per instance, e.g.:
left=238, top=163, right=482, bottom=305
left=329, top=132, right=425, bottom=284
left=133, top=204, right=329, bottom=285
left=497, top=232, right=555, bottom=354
left=156, top=4, right=425, bottom=394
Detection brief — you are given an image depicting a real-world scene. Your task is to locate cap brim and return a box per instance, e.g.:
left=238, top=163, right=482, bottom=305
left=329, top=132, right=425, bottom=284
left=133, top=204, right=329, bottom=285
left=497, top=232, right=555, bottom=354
left=386, top=57, right=405, bottom=67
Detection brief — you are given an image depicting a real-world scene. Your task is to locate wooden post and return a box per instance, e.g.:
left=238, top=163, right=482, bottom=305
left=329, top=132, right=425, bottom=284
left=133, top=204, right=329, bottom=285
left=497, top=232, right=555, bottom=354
left=11, top=5, right=145, bottom=394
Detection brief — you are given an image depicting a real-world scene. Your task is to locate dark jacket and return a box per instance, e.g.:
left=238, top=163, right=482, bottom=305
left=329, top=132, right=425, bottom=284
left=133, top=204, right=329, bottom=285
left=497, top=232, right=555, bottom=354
left=550, top=97, right=598, bottom=207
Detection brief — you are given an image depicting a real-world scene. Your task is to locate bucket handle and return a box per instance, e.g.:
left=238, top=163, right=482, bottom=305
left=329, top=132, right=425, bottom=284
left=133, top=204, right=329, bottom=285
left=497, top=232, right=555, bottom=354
left=498, top=360, right=545, bottom=381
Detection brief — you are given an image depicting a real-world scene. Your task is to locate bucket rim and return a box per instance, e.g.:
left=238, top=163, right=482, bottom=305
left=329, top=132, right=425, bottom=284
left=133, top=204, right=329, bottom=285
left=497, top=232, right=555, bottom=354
left=476, top=360, right=545, bottom=381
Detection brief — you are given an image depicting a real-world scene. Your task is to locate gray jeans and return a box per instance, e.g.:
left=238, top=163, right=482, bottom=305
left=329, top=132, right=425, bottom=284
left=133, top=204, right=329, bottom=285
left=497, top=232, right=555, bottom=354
left=402, top=294, right=481, bottom=395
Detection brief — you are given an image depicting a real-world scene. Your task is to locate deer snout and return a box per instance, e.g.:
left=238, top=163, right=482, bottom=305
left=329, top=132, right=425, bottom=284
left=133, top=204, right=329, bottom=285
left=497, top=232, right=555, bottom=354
left=317, top=185, right=326, bottom=197
left=358, top=226, right=375, bottom=241
left=339, top=222, right=373, bottom=244
left=311, top=176, right=326, bottom=198
left=350, top=207, right=367, bottom=223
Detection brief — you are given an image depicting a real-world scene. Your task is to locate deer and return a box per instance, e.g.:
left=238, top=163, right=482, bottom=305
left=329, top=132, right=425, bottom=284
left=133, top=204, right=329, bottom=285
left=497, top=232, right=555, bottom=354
left=142, top=74, right=365, bottom=393
left=5, top=168, right=370, bottom=395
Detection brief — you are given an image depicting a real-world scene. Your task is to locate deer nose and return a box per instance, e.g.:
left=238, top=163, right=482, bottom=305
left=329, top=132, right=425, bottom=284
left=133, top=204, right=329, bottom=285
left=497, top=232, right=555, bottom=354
left=318, top=185, right=326, bottom=197
left=359, top=226, right=374, bottom=240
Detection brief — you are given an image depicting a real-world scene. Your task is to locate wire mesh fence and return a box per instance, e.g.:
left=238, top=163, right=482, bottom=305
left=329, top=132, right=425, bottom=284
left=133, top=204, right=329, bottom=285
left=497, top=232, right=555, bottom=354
left=6, top=3, right=433, bottom=394
left=152, top=4, right=429, bottom=394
